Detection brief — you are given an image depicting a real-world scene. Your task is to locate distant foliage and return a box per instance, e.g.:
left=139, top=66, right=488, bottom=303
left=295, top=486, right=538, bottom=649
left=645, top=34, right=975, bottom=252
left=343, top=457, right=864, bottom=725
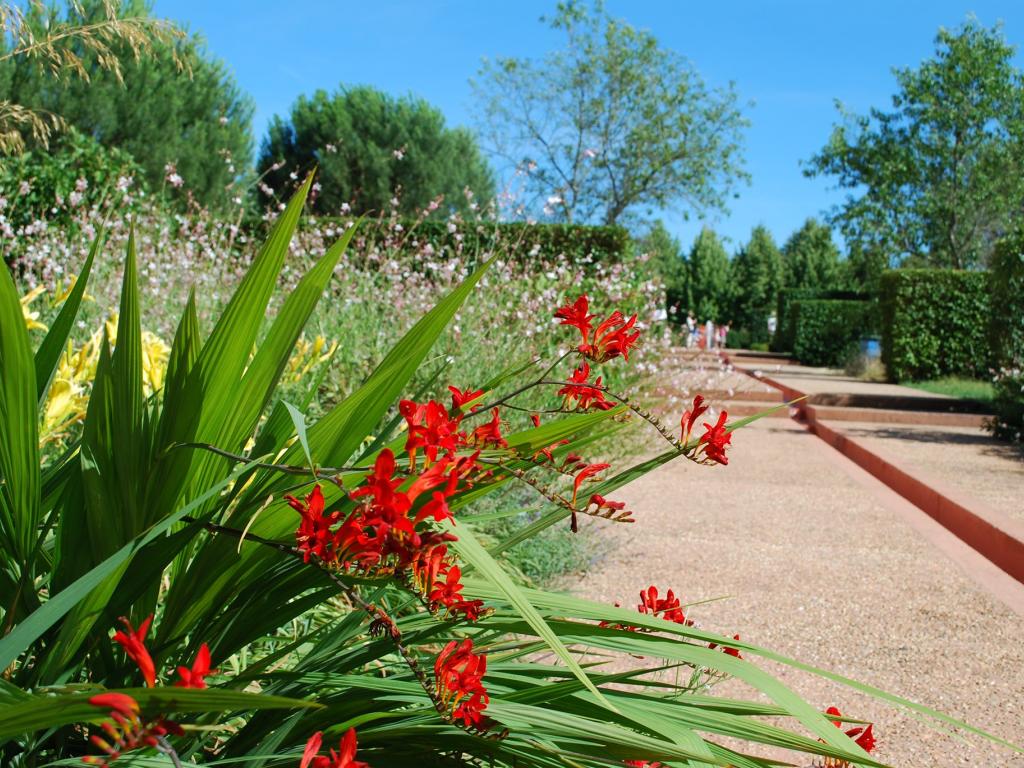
left=0, top=0, right=254, bottom=210
left=790, top=299, right=874, bottom=367
left=686, top=228, right=731, bottom=322
left=807, top=20, right=1024, bottom=270
left=730, top=225, right=783, bottom=343
left=773, top=288, right=871, bottom=353
left=259, top=85, right=494, bottom=217
left=988, top=230, right=1024, bottom=441
left=880, top=270, right=990, bottom=381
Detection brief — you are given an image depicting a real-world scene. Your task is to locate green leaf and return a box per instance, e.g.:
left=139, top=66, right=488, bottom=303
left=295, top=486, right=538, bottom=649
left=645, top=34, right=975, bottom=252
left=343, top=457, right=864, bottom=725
left=0, top=263, right=40, bottom=565
left=445, top=517, right=615, bottom=712
left=34, top=230, right=101, bottom=405
left=285, top=402, right=314, bottom=473
left=0, top=686, right=319, bottom=742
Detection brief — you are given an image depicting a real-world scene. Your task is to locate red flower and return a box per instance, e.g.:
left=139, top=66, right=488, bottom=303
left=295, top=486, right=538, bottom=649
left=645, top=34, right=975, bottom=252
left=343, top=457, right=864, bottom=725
left=434, top=638, right=491, bottom=729
left=471, top=408, right=507, bottom=448
left=697, top=410, right=732, bottom=465
left=531, top=413, right=541, bottom=427
left=558, top=362, right=615, bottom=411
left=555, top=295, right=640, bottom=362
left=175, top=643, right=215, bottom=689
left=625, top=761, right=663, bottom=768
left=300, top=728, right=369, bottom=768
left=554, top=295, right=595, bottom=339
left=679, top=394, right=709, bottom=445
left=84, top=693, right=183, bottom=767
left=572, top=462, right=610, bottom=506
left=637, top=586, right=690, bottom=626
left=112, top=615, right=156, bottom=688
left=825, top=707, right=876, bottom=755
left=448, top=385, right=483, bottom=412
left=708, top=633, right=743, bottom=659
left=287, top=485, right=347, bottom=564
left=401, top=399, right=465, bottom=467
left=585, top=310, right=640, bottom=362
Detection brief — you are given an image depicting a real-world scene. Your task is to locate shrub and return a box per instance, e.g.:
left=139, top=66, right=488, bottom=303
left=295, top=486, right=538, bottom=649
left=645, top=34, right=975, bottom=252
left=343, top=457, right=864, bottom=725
left=879, top=269, right=990, bottom=381
left=772, top=288, right=869, bottom=352
left=341, top=218, right=634, bottom=267
left=791, top=299, right=875, bottom=367
left=989, top=230, right=1024, bottom=441
left=5, top=179, right=998, bottom=767
left=0, top=128, right=146, bottom=236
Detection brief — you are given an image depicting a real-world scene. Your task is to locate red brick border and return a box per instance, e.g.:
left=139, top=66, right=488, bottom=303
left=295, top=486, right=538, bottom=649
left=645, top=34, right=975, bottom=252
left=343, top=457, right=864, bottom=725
left=727, top=361, right=1024, bottom=585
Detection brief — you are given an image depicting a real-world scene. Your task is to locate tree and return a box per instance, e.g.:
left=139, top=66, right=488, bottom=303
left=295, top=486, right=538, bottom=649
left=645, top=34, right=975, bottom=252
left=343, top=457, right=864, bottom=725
left=805, top=19, right=1024, bottom=270
left=472, top=0, right=748, bottom=226
left=258, top=86, right=494, bottom=217
left=0, top=0, right=253, bottom=210
left=781, top=218, right=842, bottom=293
left=730, top=225, right=782, bottom=340
left=640, top=220, right=688, bottom=322
left=687, top=227, right=731, bottom=322
left=0, top=0, right=184, bottom=155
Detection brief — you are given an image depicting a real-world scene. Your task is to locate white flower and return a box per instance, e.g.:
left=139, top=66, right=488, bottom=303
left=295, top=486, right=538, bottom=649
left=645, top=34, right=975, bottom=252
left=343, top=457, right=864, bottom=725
left=18, top=181, right=31, bottom=195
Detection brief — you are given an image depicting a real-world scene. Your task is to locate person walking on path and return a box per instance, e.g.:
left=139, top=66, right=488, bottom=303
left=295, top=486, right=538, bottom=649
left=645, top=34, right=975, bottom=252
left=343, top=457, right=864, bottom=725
left=686, top=310, right=697, bottom=348
left=705, top=318, right=715, bottom=350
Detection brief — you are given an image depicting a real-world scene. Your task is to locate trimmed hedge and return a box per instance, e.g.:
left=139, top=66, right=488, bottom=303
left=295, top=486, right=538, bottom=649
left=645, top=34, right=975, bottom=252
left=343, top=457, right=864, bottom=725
left=791, top=299, right=875, bottom=367
left=317, top=218, right=633, bottom=265
left=879, top=270, right=990, bottom=382
left=772, top=289, right=870, bottom=352
left=989, top=232, right=1024, bottom=441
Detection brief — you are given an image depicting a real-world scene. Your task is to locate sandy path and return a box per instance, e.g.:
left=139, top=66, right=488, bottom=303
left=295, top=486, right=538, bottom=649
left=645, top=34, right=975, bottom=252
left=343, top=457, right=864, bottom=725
left=566, top=418, right=1024, bottom=767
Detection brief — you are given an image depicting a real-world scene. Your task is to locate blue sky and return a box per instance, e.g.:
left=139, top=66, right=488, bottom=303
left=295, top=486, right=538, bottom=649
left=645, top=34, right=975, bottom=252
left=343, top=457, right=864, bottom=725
left=153, top=0, right=1023, bottom=252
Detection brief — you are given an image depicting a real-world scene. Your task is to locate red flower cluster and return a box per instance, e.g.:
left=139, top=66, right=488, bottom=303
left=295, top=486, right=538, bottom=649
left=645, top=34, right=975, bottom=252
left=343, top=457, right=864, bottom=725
left=637, top=586, right=691, bottom=626
left=287, top=397, right=492, bottom=622
left=87, top=618, right=214, bottom=765
left=678, top=395, right=732, bottom=465
left=434, top=638, right=491, bottom=729
left=410, top=544, right=485, bottom=621
left=555, top=294, right=640, bottom=363
left=822, top=707, right=876, bottom=766
left=84, top=693, right=183, bottom=767
left=301, top=729, right=369, bottom=768
left=625, top=761, right=663, bottom=768
left=558, top=362, right=615, bottom=411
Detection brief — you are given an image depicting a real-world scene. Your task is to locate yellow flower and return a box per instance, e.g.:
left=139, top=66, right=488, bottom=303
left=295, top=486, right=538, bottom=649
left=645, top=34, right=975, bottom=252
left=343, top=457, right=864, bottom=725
left=20, top=285, right=48, bottom=332
left=284, top=335, right=338, bottom=383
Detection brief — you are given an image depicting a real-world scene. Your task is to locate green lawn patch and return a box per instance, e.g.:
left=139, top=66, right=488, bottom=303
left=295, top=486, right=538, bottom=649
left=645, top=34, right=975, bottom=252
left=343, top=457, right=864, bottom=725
left=907, top=377, right=995, bottom=405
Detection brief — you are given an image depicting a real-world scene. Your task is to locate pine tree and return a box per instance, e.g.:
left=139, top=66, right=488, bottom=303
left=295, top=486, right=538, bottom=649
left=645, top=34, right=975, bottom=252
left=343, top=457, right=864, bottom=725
left=687, top=228, right=731, bottom=323
left=781, top=218, right=842, bottom=292
left=730, top=226, right=783, bottom=341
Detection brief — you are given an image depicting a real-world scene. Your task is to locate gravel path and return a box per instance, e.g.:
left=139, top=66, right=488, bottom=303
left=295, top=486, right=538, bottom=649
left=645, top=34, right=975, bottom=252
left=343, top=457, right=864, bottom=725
left=566, top=418, right=1024, bottom=767
left=835, top=421, right=1024, bottom=522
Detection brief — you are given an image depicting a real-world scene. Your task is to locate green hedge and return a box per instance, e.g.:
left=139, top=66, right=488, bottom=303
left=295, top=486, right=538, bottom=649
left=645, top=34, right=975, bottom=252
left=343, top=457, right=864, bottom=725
left=790, top=299, right=874, bottom=367
left=772, top=289, right=870, bottom=352
left=879, top=270, right=990, bottom=382
left=316, top=218, right=633, bottom=265
left=989, top=232, right=1024, bottom=441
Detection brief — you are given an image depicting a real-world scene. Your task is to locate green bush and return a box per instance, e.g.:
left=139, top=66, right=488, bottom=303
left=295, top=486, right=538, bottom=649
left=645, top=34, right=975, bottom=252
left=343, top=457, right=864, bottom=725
left=329, top=218, right=633, bottom=266
left=791, top=299, right=875, bottom=367
left=989, top=232, right=1024, bottom=441
left=0, top=128, right=146, bottom=233
left=879, top=270, right=990, bottom=381
left=772, top=288, right=869, bottom=352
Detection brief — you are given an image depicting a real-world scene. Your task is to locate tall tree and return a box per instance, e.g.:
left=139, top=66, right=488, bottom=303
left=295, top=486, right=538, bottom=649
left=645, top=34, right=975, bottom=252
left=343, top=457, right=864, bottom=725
left=259, top=86, right=494, bottom=217
left=1, top=1, right=253, bottom=210
left=473, top=0, right=748, bottom=226
left=781, top=218, right=842, bottom=292
left=687, top=227, right=731, bottom=322
left=805, top=19, right=1024, bottom=270
left=730, top=225, right=782, bottom=340
left=640, top=220, right=688, bottom=322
